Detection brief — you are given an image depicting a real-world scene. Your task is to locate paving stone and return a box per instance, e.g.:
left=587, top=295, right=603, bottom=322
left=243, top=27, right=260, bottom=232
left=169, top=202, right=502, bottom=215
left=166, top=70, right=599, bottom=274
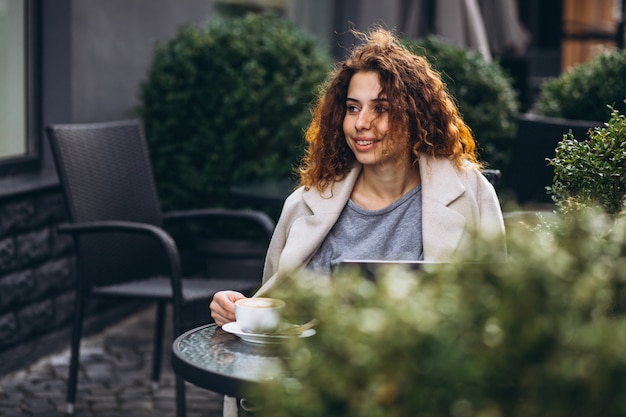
left=3, top=369, right=27, bottom=383
left=0, top=385, right=24, bottom=402
left=0, top=401, right=22, bottom=413
left=21, top=397, right=56, bottom=413
left=84, top=367, right=115, bottom=386
left=49, top=351, right=70, bottom=367
left=72, top=411, right=93, bottom=417
left=79, top=345, right=107, bottom=360
left=92, top=412, right=121, bottom=417
left=0, top=306, right=225, bottom=416
left=89, top=400, right=119, bottom=412
left=84, top=393, right=117, bottom=405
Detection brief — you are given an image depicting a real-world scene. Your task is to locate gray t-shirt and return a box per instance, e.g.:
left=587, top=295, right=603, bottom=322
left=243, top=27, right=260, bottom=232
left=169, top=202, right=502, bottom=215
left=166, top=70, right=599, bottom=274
left=307, top=184, right=423, bottom=275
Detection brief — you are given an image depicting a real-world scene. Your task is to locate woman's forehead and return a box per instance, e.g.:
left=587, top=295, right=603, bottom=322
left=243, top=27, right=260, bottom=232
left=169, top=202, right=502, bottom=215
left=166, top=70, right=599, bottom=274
left=347, top=72, right=386, bottom=99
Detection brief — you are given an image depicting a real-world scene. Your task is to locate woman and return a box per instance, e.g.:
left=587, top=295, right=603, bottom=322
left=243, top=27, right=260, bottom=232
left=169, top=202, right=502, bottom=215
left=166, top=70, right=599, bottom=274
left=210, top=27, right=505, bottom=327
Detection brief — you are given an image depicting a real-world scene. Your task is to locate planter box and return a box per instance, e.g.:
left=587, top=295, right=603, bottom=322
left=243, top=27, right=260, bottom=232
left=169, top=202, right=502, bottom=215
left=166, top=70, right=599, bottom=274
left=510, top=113, right=603, bottom=204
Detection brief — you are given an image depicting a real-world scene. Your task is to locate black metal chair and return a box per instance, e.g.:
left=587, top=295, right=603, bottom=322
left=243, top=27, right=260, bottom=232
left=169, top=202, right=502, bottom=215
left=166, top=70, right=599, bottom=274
left=46, top=119, right=275, bottom=417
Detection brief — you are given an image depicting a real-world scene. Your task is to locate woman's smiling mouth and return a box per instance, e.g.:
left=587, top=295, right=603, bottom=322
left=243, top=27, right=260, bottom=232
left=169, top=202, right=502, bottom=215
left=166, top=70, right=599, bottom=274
left=352, top=137, right=379, bottom=152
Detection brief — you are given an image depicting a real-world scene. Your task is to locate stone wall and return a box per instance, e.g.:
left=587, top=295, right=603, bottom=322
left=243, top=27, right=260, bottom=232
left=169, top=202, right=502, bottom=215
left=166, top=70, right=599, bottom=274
left=0, top=186, right=139, bottom=376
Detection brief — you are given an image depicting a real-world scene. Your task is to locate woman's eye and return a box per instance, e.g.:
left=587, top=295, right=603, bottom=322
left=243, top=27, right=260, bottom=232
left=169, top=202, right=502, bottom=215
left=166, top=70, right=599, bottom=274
left=347, top=105, right=360, bottom=113
left=375, top=105, right=389, bottom=113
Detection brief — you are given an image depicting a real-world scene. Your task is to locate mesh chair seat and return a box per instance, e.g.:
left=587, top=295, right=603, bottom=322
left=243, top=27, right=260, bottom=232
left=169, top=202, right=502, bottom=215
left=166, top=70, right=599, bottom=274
left=92, top=277, right=260, bottom=300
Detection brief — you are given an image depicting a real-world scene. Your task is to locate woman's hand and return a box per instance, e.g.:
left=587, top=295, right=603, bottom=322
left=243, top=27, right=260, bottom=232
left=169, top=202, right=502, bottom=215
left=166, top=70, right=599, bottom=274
left=210, top=290, right=247, bottom=327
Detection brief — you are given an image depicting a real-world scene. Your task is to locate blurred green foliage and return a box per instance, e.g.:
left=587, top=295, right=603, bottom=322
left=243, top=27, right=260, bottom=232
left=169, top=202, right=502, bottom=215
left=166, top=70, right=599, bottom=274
left=533, top=48, right=626, bottom=122
left=404, top=36, right=520, bottom=173
left=548, top=107, right=626, bottom=216
left=139, top=12, right=331, bottom=210
left=250, top=208, right=626, bottom=417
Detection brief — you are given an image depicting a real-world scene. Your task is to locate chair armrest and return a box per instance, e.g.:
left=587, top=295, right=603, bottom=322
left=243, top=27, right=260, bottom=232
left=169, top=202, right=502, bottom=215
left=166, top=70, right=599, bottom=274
left=57, top=220, right=183, bottom=297
left=163, top=208, right=275, bottom=239
left=58, top=220, right=179, bottom=254
left=58, top=220, right=191, bottom=336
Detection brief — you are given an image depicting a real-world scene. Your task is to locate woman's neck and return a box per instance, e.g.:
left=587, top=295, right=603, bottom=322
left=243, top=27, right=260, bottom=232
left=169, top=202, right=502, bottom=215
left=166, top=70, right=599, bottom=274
left=351, top=161, right=420, bottom=210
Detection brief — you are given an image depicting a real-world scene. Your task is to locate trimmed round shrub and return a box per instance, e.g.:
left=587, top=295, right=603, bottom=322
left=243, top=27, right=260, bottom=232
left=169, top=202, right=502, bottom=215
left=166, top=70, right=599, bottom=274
left=139, top=13, right=331, bottom=210
left=548, top=107, right=626, bottom=216
left=404, top=36, right=520, bottom=172
left=533, top=48, right=626, bottom=122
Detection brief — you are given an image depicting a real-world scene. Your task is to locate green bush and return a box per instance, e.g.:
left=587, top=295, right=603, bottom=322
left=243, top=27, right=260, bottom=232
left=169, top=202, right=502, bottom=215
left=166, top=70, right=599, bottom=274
left=404, top=36, right=520, bottom=172
left=533, top=48, right=626, bottom=122
left=250, top=208, right=626, bottom=417
left=139, top=13, right=331, bottom=210
left=548, top=107, right=626, bottom=216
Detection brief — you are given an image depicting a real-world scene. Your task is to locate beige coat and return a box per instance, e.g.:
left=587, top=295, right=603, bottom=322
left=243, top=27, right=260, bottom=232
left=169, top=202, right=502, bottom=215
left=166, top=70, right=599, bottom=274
left=256, top=154, right=506, bottom=296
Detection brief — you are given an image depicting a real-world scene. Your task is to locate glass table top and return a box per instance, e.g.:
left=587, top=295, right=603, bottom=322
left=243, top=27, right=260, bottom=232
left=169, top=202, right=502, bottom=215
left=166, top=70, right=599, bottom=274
left=172, top=323, right=283, bottom=396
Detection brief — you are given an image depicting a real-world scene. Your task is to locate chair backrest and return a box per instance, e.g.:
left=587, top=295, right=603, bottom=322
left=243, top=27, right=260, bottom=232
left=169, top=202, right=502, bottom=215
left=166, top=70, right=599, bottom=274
left=47, top=119, right=167, bottom=286
left=47, top=119, right=162, bottom=225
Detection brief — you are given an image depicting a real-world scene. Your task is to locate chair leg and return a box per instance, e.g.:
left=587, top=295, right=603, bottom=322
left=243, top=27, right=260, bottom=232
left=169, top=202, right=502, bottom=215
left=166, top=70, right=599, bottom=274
left=171, top=286, right=186, bottom=415
left=66, top=294, right=86, bottom=414
left=151, top=301, right=167, bottom=388
left=175, top=374, right=187, bottom=417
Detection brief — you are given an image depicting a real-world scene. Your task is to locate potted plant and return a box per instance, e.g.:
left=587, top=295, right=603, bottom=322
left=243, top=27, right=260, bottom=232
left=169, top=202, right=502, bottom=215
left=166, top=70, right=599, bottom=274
left=547, top=106, right=626, bottom=216
left=510, top=48, right=626, bottom=204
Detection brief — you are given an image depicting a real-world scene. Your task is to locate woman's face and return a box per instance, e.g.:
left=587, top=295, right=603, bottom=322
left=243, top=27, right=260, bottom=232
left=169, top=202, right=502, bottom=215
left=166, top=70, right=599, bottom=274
left=343, top=71, right=402, bottom=166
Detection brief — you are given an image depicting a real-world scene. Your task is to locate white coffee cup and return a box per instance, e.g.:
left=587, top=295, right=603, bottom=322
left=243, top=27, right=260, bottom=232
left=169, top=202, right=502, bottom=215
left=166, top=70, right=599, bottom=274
left=235, top=297, right=285, bottom=334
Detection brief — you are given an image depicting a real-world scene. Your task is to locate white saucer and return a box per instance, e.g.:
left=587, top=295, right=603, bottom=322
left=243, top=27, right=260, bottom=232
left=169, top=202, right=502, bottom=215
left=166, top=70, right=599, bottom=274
left=222, top=322, right=316, bottom=345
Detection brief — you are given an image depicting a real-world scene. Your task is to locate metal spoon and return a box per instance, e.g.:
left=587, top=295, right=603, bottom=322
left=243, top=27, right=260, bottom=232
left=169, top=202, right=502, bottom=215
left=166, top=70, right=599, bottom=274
left=274, top=318, right=319, bottom=335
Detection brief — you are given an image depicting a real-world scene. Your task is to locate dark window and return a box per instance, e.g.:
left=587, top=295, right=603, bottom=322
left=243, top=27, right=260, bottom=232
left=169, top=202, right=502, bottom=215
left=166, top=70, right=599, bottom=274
left=0, top=0, right=40, bottom=176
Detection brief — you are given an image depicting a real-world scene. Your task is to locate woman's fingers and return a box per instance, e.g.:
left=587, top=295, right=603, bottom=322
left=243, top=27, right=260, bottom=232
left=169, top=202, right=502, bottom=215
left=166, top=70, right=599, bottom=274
left=210, top=290, right=246, bottom=326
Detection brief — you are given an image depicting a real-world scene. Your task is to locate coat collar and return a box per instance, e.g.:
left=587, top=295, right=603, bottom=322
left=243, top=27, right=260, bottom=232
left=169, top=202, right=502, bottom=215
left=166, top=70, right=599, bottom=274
left=285, top=156, right=469, bottom=269
left=300, top=156, right=467, bottom=209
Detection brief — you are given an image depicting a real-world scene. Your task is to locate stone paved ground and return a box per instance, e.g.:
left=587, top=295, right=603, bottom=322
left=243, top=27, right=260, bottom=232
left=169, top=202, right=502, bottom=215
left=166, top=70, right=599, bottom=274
left=0, top=306, right=224, bottom=417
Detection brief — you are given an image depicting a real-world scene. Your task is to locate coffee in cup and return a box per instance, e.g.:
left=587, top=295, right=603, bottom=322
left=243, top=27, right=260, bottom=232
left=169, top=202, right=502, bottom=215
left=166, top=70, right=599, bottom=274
left=235, top=297, right=285, bottom=334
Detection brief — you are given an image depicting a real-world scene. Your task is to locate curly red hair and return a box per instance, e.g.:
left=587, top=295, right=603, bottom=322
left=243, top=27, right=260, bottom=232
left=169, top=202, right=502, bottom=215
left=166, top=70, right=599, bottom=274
left=298, top=27, right=480, bottom=191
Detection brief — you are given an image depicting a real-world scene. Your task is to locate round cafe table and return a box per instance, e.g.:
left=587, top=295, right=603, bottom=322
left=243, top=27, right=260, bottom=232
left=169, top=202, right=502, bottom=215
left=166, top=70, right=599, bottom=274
left=171, top=323, right=283, bottom=397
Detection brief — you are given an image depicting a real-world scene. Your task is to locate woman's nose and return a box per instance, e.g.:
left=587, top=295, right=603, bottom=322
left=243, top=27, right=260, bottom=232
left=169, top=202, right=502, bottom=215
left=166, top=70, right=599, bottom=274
left=355, top=109, right=372, bottom=130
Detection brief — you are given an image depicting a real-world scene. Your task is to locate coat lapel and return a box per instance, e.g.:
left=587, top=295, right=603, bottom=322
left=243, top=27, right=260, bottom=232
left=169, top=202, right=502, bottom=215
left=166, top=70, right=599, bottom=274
left=419, top=156, right=467, bottom=261
left=279, top=166, right=361, bottom=273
